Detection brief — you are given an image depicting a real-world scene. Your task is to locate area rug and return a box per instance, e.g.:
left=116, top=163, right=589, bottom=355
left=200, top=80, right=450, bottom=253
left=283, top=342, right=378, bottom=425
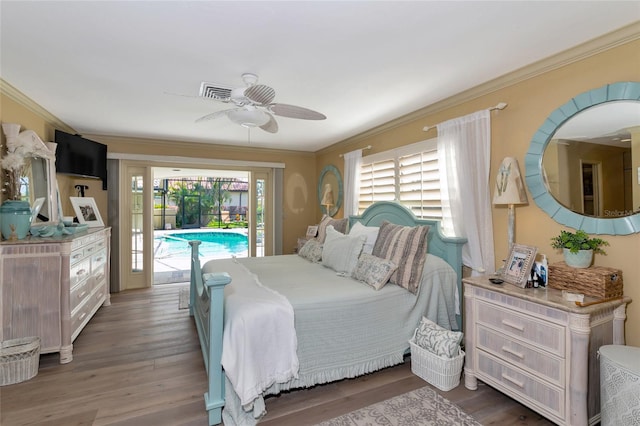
left=316, top=385, right=481, bottom=426
left=178, top=287, right=189, bottom=310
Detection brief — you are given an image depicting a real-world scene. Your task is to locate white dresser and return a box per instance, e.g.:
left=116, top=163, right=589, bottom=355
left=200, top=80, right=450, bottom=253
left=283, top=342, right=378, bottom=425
left=463, top=276, right=630, bottom=426
left=0, top=227, right=111, bottom=363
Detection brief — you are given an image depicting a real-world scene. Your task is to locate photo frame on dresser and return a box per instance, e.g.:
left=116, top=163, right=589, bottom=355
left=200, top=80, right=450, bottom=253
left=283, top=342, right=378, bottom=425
left=70, top=197, right=104, bottom=227
left=502, top=244, right=538, bottom=288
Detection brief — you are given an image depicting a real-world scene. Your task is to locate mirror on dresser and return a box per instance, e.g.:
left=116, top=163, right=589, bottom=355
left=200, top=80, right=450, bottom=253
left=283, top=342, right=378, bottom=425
left=525, top=81, right=640, bottom=235
left=1, top=125, right=60, bottom=226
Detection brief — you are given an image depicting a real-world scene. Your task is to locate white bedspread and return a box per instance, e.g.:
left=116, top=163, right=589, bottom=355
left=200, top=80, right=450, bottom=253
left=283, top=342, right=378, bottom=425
left=205, top=259, right=299, bottom=408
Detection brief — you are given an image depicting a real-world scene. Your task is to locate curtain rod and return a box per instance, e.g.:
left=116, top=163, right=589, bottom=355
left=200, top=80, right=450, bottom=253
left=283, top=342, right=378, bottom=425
left=339, top=145, right=372, bottom=158
left=422, top=102, right=508, bottom=132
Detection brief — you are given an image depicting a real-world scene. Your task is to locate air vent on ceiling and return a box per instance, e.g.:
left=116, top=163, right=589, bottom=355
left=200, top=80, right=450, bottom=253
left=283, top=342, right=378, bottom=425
left=199, top=82, right=233, bottom=101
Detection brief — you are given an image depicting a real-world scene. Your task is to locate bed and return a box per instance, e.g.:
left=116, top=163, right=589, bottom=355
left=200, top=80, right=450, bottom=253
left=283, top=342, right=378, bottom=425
left=188, top=201, right=466, bottom=425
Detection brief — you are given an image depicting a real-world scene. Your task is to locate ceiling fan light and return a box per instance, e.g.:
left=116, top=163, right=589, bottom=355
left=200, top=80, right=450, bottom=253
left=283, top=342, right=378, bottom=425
left=228, top=109, right=270, bottom=127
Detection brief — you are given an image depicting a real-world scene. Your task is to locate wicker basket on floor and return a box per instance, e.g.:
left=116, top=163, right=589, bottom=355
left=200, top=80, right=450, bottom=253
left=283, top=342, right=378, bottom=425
left=1, top=337, right=40, bottom=386
left=409, top=333, right=465, bottom=392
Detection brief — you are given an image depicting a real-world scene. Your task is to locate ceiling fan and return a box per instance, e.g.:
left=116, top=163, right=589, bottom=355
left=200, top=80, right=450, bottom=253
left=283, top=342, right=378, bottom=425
left=195, top=73, right=326, bottom=133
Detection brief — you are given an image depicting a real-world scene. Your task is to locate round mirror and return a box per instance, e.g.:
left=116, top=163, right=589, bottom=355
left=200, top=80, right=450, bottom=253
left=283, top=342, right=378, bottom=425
left=317, top=165, right=343, bottom=217
left=525, top=81, right=640, bottom=235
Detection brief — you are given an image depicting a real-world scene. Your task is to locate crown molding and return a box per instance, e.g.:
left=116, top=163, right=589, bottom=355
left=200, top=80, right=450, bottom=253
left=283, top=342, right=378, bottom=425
left=0, top=79, right=76, bottom=134
left=319, top=21, right=640, bottom=155
left=86, top=133, right=314, bottom=158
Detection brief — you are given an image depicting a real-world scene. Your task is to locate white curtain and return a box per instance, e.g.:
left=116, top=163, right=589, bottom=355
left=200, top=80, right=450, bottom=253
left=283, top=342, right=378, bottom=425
left=343, top=149, right=362, bottom=217
left=437, top=110, right=495, bottom=276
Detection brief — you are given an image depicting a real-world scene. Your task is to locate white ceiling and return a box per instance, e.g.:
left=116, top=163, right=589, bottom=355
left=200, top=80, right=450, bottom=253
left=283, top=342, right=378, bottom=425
left=1, top=1, right=638, bottom=152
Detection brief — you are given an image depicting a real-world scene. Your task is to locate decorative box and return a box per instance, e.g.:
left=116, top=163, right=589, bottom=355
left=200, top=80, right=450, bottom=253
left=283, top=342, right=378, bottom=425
left=548, top=262, right=623, bottom=299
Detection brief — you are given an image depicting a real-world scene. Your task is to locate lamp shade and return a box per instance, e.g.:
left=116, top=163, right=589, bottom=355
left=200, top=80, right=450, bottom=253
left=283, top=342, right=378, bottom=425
left=321, top=184, right=334, bottom=206
left=493, top=157, right=528, bottom=205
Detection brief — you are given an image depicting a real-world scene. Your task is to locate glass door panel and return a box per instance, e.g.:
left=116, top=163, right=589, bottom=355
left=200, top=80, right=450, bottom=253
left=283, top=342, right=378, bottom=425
left=121, top=164, right=152, bottom=289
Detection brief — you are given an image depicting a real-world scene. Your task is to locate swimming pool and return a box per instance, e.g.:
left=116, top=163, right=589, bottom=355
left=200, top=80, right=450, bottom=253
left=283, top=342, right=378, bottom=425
left=154, top=230, right=248, bottom=259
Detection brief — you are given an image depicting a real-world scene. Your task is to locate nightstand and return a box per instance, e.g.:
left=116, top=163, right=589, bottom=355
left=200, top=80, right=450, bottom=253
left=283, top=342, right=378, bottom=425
left=463, top=276, right=630, bottom=425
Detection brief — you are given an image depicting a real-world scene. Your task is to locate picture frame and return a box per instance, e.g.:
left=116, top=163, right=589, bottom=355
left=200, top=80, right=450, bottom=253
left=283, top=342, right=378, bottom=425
left=501, top=244, right=538, bottom=288
left=306, top=225, right=319, bottom=238
left=70, top=197, right=104, bottom=227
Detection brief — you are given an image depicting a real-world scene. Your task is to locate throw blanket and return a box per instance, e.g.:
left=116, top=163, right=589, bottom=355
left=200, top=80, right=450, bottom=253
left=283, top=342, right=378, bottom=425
left=206, top=259, right=299, bottom=409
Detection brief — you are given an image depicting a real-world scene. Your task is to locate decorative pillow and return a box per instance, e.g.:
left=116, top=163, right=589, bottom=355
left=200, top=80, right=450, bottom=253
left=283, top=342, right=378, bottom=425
left=298, top=239, right=323, bottom=263
left=321, top=225, right=366, bottom=275
left=372, top=221, right=429, bottom=294
left=352, top=253, right=397, bottom=290
left=316, top=215, right=349, bottom=243
left=414, top=317, right=463, bottom=358
left=348, top=222, right=380, bottom=255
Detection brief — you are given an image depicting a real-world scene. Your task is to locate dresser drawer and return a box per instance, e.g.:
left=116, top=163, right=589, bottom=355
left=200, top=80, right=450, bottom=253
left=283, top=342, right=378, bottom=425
left=477, top=351, right=564, bottom=423
left=476, top=300, right=565, bottom=357
left=91, top=248, right=107, bottom=274
left=69, top=249, right=85, bottom=265
left=71, top=286, right=104, bottom=341
left=70, top=278, right=93, bottom=314
left=477, top=325, right=564, bottom=386
left=70, top=258, right=91, bottom=288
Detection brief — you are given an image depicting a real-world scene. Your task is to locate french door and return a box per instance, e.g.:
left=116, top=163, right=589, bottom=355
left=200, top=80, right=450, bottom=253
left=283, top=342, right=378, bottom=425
left=118, top=162, right=272, bottom=289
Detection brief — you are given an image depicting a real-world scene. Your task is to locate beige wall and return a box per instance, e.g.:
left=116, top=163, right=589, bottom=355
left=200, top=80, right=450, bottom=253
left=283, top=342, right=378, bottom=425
left=2, top=37, right=639, bottom=346
left=316, top=39, right=640, bottom=346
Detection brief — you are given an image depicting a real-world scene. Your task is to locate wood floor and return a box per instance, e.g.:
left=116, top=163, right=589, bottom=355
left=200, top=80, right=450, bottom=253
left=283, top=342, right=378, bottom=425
left=1, top=283, right=554, bottom=426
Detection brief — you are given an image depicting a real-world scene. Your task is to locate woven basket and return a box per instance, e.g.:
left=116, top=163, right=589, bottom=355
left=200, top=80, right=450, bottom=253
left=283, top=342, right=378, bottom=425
left=1, top=337, right=40, bottom=386
left=548, top=262, right=623, bottom=298
left=409, top=334, right=465, bottom=392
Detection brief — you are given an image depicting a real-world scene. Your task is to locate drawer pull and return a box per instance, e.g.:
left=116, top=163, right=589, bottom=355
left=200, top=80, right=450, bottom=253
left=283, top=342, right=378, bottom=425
left=72, top=254, right=83, bottom=261
left=77, top=290, right=87, bottom=300
left=501, top=346, right=524, bottom=359
left=501, top=319, right=524, bottom=332
left=95, top=256, right=104, bottom=263
left=76, top=269, right=87, bottom=276
left=501, top=373, right=525, bottom=388
left=78, top=312, right=87, bottom=321
left=86, top=247, right=94, bottom=253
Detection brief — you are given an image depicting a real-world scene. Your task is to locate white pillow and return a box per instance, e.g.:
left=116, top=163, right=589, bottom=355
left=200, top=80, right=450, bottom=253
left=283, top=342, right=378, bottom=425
left=322, top=225, right=366, bottom=275
left=348, top=222, right=380, bottom=255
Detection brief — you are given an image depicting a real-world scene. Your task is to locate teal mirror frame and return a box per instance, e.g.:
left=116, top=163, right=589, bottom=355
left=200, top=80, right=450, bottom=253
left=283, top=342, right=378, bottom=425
left=317, top=165, right=343, bottom=217
left=524, top=81, right=640, bottom=235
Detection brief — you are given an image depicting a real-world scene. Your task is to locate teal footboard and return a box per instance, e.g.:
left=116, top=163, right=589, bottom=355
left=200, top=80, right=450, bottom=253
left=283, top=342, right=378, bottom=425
left=189, top=241, right=230, bottom=426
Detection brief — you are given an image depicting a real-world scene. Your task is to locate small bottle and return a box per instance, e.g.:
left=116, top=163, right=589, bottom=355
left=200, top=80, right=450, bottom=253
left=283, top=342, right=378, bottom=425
left=540, top=255, right=548, bottom=286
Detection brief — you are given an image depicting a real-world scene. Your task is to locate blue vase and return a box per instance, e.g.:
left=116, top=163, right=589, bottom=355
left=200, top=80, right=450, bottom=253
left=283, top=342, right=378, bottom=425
left=0, top=200, right=32, bottom=240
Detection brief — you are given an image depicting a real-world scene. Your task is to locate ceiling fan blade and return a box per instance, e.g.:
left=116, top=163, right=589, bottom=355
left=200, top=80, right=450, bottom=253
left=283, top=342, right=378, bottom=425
left=259, top=113, right=279, bottom=133
left=195, top=109, right=235, bottom=123
left=245, top=84, right=276, bottom=105
left=270, top=103, right=326, bottom=120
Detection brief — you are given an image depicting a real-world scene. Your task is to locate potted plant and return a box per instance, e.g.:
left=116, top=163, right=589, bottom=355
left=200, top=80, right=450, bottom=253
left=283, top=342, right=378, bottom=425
left=550, top=229, right=609, bottom=268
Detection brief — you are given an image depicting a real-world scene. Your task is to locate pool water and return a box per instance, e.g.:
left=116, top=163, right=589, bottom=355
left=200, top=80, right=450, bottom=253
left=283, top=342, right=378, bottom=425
left=155, top=231, right=248, bottom=259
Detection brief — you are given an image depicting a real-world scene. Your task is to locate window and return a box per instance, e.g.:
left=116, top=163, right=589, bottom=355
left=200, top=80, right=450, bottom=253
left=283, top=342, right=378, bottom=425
left=358, top=139, right=441, bottom=220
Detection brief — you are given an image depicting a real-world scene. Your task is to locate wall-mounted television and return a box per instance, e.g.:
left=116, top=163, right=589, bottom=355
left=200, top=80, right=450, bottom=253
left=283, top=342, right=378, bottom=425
left=55, top=130, right=107, bottom=190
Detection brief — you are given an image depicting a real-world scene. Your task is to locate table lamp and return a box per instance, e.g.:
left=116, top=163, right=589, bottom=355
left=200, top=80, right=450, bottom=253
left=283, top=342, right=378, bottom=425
left=321, top=184, right=334, bottom=215
left=493, top=157, right=528, bottom=250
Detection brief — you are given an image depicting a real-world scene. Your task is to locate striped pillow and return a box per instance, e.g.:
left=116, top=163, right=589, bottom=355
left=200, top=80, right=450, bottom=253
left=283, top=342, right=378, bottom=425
left=372, top=221, right=429, bottom=294
left=316, top=215, right=348, bottom=243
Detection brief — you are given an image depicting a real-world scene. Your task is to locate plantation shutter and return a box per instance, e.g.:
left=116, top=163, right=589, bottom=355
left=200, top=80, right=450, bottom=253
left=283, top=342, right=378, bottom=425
left=358, top=139, right=441, bottom=220
left=398, top=149, right=442, bottom=220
